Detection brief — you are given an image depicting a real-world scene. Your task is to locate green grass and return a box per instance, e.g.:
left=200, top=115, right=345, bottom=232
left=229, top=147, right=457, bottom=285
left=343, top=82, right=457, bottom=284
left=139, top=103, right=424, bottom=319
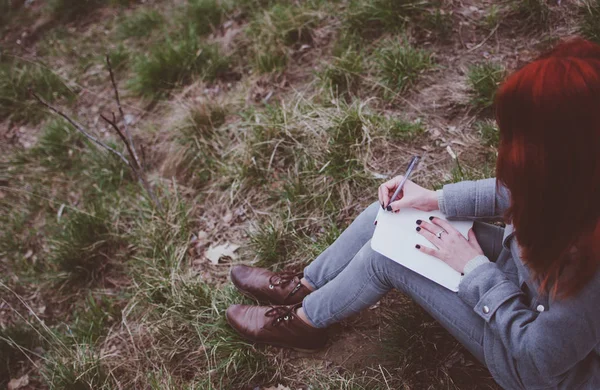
left=384, top=117, right=425, bottom=141
left=511, top=0, right=550, bottom=29
left=67, top=293, right=123, bottom=344
left=171, top=103, right=228, bottom=188
left=374, top=39, right=434, bottom=99
left=116, top=8, right=164, bottom=39
left=480, top=4, right=501, bottom=31
left=31, top=119, right=84, bottom=170
left=326, top=103, right=368, bottom=177
left=183, top=0, right=230, bottom=36
left=423, top=9, right=453, bottom=40
left=129, top=33, right=230, bottom=99
left=467, top=62, right=505, bottom=110
left=48, top=0, right=105, bottom=21
left=48, top=0, right=133, bottom=21
left=344, top=0, right=432, bottom=38
left=579, top=0, right=600, bottom=43
left=475, top=119, right=500, bottom=147
left=43, top=343, right=114, bottom=390
left=0, top=325, right=44, bottom=388
left=249, top=218, right=297, bottom=269
left=0, top=60, right=73, bottom=123
left=50, top=203, right=122, bottom=286
left=247, top=2, right=322, bottom=72
left=319, top=48, right=364, bottom=96
left=108, top=44, right=130, bottom=70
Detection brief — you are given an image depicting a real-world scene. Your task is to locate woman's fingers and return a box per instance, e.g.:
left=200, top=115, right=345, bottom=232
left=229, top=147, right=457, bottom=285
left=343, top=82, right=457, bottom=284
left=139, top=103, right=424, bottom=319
left=416, top=243, right=437, bottom=257
left=417, top=226, right=441, bottom=248
left=429, top=216, right=457, bottom=235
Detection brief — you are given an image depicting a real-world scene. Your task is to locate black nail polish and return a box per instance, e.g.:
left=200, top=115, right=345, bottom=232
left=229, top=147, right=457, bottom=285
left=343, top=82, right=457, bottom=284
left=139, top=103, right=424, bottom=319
left=416, top=227, right=421, bottom=231
left=429, top=216, right=434, bottom=221
left=386, top=205, right=392, bottom=211
left=381, top=202, right=385, bottom=209
left=416, top=219, right=422, bottom=225
left=415, top=244, right=421, bottom=249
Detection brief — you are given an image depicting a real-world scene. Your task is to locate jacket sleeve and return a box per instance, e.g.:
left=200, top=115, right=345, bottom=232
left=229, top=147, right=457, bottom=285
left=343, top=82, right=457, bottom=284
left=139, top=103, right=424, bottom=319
left=459, top=262, right=600, bottom=387
left=438, top=178, right=510, bottom=220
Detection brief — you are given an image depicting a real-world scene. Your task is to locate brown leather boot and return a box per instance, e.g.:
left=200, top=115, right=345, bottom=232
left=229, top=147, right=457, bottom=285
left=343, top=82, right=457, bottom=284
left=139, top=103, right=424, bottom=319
left=225, top=303, right=327, bottom=351
left=230, top=265, right=311, bottom=305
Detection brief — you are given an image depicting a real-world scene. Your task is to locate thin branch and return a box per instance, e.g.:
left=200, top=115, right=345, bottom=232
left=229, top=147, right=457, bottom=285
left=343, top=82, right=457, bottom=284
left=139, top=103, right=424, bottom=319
left=467, top=23, right=500, bottom=53
left=30, top=91, right=131, bottom=168
left=105, top=54, right=140, bottom=165
left=100, top=113, right=163, bottom=212
left=100, top=112, right=140, bottom=170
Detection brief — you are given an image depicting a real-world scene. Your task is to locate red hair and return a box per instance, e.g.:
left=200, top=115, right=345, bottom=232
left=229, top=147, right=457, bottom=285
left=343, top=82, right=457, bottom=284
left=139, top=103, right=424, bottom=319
left=495, top=38, right=600, bottom=298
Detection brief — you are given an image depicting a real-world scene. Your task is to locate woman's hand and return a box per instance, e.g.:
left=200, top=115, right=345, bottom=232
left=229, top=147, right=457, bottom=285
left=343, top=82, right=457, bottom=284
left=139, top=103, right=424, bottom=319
left=415, top=217, right=484, bottom=273
left=378, top=175, right=439, bottom=212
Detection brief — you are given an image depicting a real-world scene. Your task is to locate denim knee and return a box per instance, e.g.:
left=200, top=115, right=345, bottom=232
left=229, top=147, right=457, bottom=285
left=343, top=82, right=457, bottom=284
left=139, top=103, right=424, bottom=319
left=351, top=244, right=394, bottom=290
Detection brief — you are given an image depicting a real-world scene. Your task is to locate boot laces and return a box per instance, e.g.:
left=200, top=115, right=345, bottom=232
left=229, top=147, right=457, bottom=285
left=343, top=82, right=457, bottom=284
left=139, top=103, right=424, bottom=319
left=268, top=271, right=304, bottom=300
left=264, top=303, right=301, bottom=326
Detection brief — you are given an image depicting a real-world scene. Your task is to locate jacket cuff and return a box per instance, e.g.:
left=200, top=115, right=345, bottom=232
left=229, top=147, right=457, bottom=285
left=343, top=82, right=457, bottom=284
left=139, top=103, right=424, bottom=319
left=436, top=189, right=446, bottom=214
left=442, top=178, right=497, bottom=218
left=458, top=262, right=524, bottom=309
left=463, top=255, right=490, bottom=274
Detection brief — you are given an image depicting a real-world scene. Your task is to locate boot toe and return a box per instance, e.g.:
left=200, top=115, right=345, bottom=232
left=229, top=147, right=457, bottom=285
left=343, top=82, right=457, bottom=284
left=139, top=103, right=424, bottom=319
left=229, top=265, right=252, bottom=288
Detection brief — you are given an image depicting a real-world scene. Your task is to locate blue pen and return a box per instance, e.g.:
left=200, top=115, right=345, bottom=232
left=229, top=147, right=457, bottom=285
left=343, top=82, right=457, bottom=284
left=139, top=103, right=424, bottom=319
left=385, top=155, right=420, bottom=210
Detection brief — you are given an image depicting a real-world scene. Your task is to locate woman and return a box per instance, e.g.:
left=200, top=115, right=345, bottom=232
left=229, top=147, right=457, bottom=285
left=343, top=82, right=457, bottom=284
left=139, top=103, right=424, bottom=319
left=225, top=38, right=600, bottom=389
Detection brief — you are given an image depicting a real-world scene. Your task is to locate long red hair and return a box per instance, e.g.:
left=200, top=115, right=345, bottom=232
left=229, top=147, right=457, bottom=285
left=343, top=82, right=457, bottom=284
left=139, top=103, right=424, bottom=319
left=495, top=38, right=600, bottom=298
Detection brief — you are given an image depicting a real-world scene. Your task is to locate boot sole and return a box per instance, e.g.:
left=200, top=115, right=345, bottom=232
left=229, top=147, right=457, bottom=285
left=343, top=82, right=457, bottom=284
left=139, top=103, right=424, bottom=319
left=225, top=310, right=323, bottom=353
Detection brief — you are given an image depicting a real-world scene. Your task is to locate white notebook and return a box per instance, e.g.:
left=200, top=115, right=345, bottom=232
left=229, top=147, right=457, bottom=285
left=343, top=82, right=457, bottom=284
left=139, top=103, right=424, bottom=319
left=371, top=208, right=473, bottom=292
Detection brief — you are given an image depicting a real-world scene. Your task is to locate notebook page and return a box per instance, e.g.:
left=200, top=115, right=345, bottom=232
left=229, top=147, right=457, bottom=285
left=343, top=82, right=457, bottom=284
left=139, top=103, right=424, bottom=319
left=371, top=208, right=473, bottom=292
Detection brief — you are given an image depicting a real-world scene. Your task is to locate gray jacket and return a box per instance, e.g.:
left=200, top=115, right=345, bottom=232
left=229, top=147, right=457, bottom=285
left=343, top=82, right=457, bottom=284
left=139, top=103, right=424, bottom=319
left=439, top=178, right=600, bottom=390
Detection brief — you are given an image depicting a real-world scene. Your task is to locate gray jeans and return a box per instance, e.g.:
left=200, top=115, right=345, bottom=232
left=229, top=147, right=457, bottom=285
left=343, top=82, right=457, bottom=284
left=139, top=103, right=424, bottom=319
left=302, top=202, right=505, bottom=364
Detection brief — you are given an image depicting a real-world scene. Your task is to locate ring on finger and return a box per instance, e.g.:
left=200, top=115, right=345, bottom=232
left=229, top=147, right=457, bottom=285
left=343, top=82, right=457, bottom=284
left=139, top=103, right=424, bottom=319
left=435, top=230, right=447, bottom=239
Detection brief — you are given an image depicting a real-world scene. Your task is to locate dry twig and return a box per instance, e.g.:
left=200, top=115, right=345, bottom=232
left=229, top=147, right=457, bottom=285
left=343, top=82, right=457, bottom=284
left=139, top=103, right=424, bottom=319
left=31, top=57, right=163, bottom=212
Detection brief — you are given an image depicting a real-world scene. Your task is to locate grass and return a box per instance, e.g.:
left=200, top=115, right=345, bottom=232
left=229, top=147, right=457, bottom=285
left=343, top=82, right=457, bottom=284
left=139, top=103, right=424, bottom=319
left=247, top=2, right=322, bottom=72
left=467, top=62, right=505, bottom=110
left=249, top=219, right=297, bottom=269
left=0, top=325, right=43, bottom=388
left=116, top=8, right=164, bottom=39
left=49, top=202, right=122, bottom=287
left=579, top=0, right=600, bottom=43
left=344, top=0, right=432, bottom=38
left=31, top=119, right=84, bottom=170
left=183, top=0, right=230, bottom=36
left=480, top=4, right=501, bottom=31
left=511, top=0, right=550, bottom=29
left=319, top=48, right=364, bottom=97
left=475, top=119, right=500, bottom=147
left=171, top=102, right=228, bottom=188
left=423, top=9, right=453, bottom=41
left=129, top=33, right=230, bottom=99
left=384, top=117, right=425, bottom=141
left=43, top=343, right=114, bottom=389
left=67, top=293, right=123, bottom=344
left=108, top=44, right=130, bottom=70
left=374, top=39, right=434, bottom=99
left=0, top=60, right=73, bottom=123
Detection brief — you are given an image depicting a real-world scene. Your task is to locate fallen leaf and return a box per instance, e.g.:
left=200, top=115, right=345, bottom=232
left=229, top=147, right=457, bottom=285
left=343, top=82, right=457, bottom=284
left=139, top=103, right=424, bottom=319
left=446, top=145, right=457, bottom=160
left=205, top=243, right=240, bottom=265
left=8, top=375, right=29, bottom=390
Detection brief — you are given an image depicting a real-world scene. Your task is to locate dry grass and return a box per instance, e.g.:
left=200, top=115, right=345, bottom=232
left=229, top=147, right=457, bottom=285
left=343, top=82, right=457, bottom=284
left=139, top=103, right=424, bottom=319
left=0, top=0, right=583, bottom=388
